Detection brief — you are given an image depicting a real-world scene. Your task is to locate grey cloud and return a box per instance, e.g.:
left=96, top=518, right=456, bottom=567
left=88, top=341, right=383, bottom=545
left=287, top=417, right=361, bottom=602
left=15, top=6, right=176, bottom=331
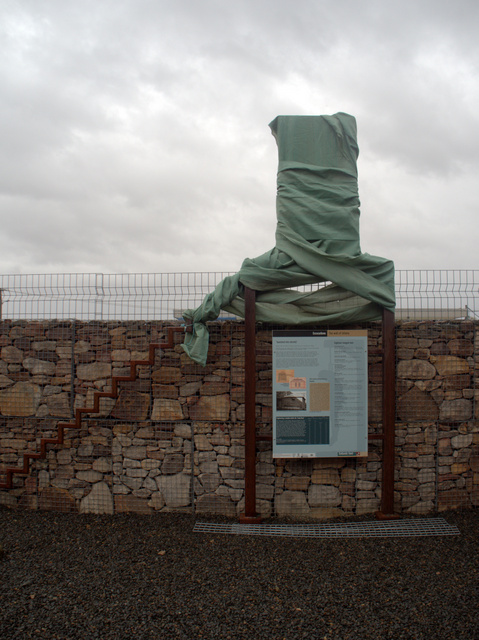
left=0, top=0, right=477, bottom=275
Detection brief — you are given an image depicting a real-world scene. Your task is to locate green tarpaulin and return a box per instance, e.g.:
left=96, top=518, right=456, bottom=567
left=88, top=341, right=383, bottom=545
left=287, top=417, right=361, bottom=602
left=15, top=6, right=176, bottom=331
left=182, top=113, right=395, bottom=366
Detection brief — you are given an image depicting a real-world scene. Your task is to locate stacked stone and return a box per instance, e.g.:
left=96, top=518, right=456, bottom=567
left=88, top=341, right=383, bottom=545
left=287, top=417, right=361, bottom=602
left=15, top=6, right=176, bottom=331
left=0, top=321, right=74, bottom=421
left=111, top=422, right=192, bottom=514
left=0, top=318, right=477, bottom=518
left=395, top=321, right=477, bottom=513
left=0, top=321, right=74, bottom=505
left=395, top=424, right=438, bottom=514
left=67, top=321, right=195, bottom=514
left=23, top=422, right=114, bottom=513
left=189, top=325, right=246, bottom=517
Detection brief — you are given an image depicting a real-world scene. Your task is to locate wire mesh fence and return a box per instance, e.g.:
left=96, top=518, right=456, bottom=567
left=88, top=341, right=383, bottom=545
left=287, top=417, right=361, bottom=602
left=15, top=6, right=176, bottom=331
left=0, top=272, right=236, bottom=321
left=0, top=270, right=477, bottom=519
left=0, top=270, right=477, bottom=322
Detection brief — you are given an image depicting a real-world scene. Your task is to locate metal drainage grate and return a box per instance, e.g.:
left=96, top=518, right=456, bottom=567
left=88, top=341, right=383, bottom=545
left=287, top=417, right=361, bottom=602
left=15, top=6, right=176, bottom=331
left=194, top=517, right=460, bottom=538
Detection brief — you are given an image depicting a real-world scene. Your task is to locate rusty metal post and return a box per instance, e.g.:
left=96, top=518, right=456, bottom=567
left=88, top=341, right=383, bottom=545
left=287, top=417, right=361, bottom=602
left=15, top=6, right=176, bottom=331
left=239, top=286, right=261, bottom=523
left=376, top=308, right=398, bottom=519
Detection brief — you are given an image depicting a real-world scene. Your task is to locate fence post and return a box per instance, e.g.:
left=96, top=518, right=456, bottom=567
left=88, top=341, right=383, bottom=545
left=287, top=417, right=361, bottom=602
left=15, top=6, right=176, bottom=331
left=239, top=287, right=261, bottom=523
left=376, top=308, right=398, bottom=519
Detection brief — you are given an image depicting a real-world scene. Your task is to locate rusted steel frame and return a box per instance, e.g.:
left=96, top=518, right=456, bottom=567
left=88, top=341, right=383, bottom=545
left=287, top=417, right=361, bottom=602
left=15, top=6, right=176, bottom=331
left=0, top=326, right=184, bottom=490
left=377, top=308, right=397, bottom=518
left=240, top=286, right=261, bottom=523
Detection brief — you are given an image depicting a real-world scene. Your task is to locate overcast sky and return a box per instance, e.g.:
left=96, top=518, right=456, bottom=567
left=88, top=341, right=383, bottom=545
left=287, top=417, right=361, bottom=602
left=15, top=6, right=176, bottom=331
left=1, top=0, right=478, bottom=276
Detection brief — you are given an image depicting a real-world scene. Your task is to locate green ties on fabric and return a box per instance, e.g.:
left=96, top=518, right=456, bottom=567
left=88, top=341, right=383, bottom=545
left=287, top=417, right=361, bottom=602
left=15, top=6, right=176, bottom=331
left=182, top=114, right=395, bottom=366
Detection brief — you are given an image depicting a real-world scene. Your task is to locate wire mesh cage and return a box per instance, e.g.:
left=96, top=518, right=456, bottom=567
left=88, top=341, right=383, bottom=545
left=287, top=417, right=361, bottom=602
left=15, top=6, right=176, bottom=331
left=0, top=270, right=477, bottom=518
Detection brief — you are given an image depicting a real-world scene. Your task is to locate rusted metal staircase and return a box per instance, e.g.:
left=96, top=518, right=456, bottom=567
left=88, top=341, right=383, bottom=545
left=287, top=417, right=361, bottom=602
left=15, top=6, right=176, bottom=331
left=0, top=326, right=184, bottom=490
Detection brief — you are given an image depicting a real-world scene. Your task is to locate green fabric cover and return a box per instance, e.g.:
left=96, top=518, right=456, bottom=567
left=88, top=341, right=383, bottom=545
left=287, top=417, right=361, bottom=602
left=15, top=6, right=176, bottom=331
left=182, top=113, right=395, bottom=366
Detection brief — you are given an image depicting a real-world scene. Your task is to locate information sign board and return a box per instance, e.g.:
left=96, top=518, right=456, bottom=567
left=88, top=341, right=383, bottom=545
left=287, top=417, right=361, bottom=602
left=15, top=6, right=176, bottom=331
left=272, top=330, right=368, bottom=458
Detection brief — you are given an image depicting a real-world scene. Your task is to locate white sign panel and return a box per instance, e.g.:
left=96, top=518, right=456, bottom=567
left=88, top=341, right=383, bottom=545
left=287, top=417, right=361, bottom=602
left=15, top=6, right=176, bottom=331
left=272, top=330, right=368, bottom=458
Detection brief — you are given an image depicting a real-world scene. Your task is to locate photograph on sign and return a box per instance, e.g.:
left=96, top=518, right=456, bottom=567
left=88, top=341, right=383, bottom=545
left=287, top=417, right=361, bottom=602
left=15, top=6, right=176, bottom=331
left=272, top=330, right=368, bottom=458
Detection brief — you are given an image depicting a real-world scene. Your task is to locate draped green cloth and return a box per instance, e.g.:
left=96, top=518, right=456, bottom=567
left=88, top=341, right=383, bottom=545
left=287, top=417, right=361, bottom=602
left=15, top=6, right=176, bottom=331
left=181, top=113, right=395, bottom=366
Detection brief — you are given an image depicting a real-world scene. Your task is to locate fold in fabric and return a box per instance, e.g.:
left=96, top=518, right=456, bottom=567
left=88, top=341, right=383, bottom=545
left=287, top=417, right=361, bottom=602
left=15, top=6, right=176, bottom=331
left=182, top=113, right=395, bottom=366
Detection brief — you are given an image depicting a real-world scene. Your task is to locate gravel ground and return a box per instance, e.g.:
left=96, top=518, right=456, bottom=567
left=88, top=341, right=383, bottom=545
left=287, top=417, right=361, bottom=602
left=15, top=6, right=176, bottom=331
left=0, top=508, right=478, bottom=640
